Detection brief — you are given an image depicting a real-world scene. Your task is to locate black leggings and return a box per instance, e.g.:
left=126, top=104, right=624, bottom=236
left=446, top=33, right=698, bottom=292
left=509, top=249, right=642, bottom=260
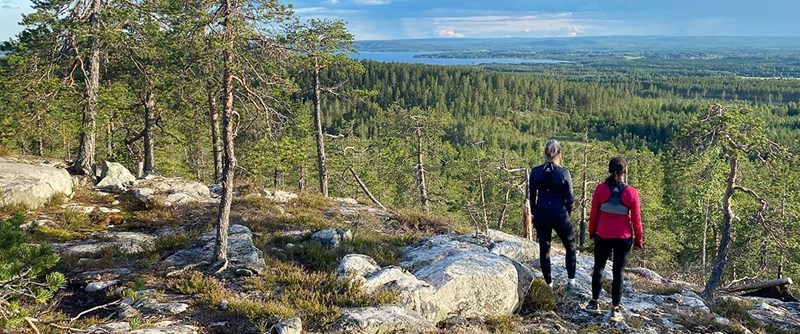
left=592, top=236, right=633, bottom=306
left=534, top=209, right=576, bottom=284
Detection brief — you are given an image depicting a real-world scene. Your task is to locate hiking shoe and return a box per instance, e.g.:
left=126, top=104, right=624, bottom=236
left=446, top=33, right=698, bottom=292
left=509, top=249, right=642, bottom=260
left=610, top=306, right=624, bottom=322
left=585, top=299, right=601, bottom=315
left=567, top=280, right=578, bottom=290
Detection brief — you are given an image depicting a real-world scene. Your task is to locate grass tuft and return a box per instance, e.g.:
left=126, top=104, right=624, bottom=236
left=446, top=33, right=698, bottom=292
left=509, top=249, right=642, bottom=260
left=486, top=314, right=519, bottom=334
left=170, top=260, right=396, bottom=331
left=522, top=278, right=558, bottom=312
left=389, top=208, right=458, bottom=234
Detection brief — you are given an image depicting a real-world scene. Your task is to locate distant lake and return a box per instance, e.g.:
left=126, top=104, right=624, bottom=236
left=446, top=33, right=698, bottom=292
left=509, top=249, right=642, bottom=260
left=351, top=51, right=564, bottom=66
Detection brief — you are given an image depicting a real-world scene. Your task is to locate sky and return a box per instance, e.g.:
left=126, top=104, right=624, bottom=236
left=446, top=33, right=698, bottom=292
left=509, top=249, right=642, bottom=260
left=1, top=0, right=799, bottom=41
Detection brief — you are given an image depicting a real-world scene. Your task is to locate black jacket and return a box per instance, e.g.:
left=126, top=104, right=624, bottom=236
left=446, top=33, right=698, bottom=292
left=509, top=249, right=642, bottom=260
left=529, top=162, right=574, bottom=214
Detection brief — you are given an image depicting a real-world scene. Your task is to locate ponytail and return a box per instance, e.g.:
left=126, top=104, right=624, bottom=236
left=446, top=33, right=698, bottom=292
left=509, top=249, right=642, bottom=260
left=604, top=156, right=627, bottom=186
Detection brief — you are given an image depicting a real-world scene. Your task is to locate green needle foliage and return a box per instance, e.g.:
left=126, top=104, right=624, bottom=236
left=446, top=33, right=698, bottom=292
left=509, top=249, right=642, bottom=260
left=0, top=215, right=66, bottom=329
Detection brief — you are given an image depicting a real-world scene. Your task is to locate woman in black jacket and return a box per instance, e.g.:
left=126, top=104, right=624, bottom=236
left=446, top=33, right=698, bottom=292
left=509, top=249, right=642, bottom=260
left=529, top=139, right=577, bottom=289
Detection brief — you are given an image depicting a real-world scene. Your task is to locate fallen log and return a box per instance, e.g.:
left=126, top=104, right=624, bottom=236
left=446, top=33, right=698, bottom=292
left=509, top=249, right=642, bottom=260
left=722, top=277, right=793, bottom=293
left=348, top=167, right=387, bottom=211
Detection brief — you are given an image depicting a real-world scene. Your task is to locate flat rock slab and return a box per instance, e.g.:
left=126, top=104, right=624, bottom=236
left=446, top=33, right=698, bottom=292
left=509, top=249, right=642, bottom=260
left=88, top=323, right=198, bottom=334
left=333, top=305, right=436, bottom=334
left=85, top=280, right=121, bottom=292
left=161, top=224, right=266, bottom=274
left=129, top=325, right=199, bottom=334
left=54, top=231, right=156, bottom=257
left=0, top=159, right=73, bottom=209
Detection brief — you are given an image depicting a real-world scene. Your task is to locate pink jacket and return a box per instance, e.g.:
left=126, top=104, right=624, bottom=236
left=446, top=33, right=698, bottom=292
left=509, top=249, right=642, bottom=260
left=588, top=182, right=644, bottom=248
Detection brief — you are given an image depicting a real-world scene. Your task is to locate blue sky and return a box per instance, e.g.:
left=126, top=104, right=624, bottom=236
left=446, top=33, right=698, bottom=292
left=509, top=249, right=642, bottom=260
left=2, top=0, right=799, bottom=41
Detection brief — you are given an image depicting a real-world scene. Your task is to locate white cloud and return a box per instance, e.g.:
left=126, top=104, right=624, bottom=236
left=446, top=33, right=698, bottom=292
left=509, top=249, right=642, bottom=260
left=328, top=0, right=339, bottom=3
left=354, top=0, right=391, bottom=5
left=413, top=12, right=595, bottom=38
left=294, top=6, right=326, bottom=14
left=437, top=28, right=463, bottom=38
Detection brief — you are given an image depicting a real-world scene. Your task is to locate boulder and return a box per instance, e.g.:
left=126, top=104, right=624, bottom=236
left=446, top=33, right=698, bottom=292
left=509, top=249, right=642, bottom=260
left=271, top=317, right=303, bottom=334
left=161, top=225, right=266, bottom=274
left=337, top=254, right=381, bottom=280
left=312, top=228, right=353, bottom=248
left=333, top=306, right=435, bottom=334
left=363, top=266, right=438, bottom=321
left=0, top=159, right=73, bottom=209
left=413, top=251, right=531, bottom=322
left=263, top=189, right=298, bottom=203
left=96, top=161, right=136, bottom=192
left=399, top=235, right=487, bottom=272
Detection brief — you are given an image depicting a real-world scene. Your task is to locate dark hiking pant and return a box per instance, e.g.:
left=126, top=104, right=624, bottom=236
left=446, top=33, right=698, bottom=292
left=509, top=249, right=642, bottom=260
left=534, top=208, right=577, bottom=284
left=592, top=236, right=633, bottom=306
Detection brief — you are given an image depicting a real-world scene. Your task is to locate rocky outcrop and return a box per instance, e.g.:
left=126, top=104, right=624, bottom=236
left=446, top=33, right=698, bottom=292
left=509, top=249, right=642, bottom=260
left=332, top=306, right=435, bottom=334
left=0, top=159, right=73, bottom=209
left=122, top=176, right=214, bottom=208
left=336, top=230, right=536, bottom=326
left=161, top=225, right=266, bottom=275
left=96, top=161, right=136, bottom=192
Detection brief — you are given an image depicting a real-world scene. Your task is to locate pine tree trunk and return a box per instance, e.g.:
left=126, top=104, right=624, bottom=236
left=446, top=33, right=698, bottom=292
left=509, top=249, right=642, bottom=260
left=523, top=169, right=533, bottom=240
left=106, top=114, right=114, bottom=158
left=207, top=80, right=223, bottom=184
left=703, top=197, right=710, bottom=275
left=312, top=60, right=328, bottom=197
left=214, top=0, right=235, bottom=269
left=143, top=92, right=156, bottom=176
left=478, top=171, right=488, bottom=231
left=415, top=127, right=429, bottom=212
left=74, top=0, right=101, bottom=176
left=299, top=164, right=306, bottom=191
left=703, top=154, right=738, bottom=298
left=523, top=201, right=533, bottom=240
left=498, top=188, right=511, bottom=229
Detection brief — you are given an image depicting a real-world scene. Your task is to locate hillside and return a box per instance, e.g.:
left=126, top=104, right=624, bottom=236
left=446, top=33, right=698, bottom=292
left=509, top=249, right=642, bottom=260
left=354, top=36, right=800, bottom=53
left=1, top=158, right=799, bottom=333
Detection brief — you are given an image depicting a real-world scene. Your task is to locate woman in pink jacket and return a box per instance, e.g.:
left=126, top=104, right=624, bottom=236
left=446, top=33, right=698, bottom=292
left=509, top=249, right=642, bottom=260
left=585, top=156, right=644, bottom=322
